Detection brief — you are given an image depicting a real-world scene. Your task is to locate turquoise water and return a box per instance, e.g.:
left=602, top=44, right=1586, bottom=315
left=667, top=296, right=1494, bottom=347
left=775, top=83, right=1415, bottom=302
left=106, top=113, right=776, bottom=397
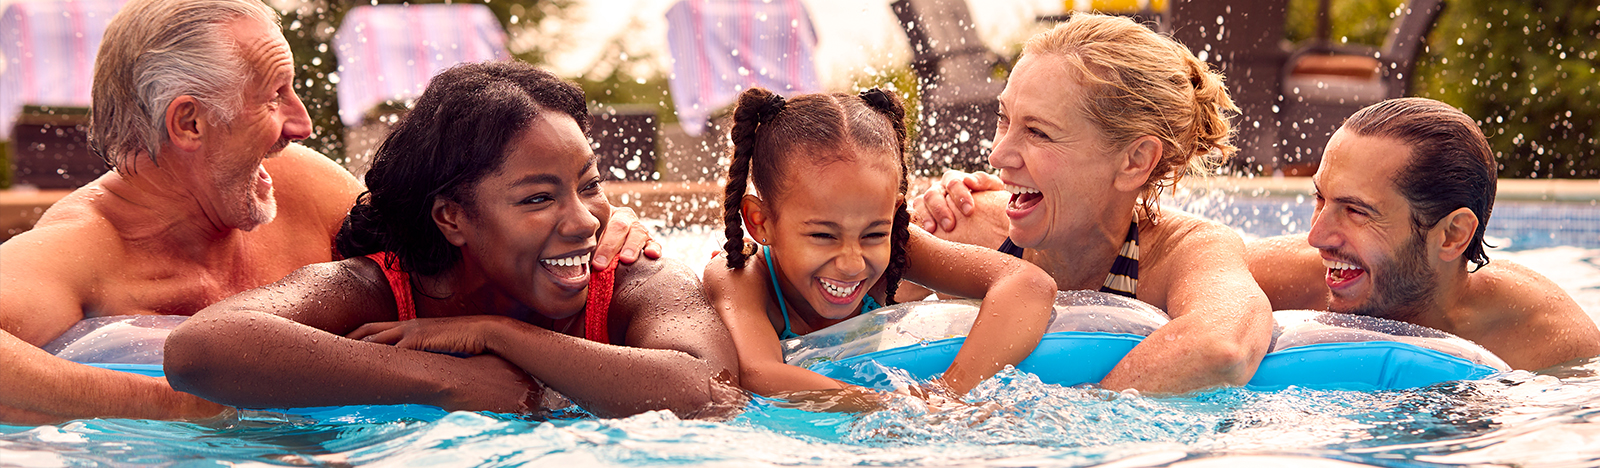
left=5, top=199, right=1598, bottom=466
left=4, top=362, right=1597, bottom=467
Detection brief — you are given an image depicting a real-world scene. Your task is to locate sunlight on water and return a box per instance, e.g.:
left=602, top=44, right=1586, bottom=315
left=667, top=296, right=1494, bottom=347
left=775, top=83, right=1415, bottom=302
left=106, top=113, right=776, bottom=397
left=4, top=361, right=1599, bottom=467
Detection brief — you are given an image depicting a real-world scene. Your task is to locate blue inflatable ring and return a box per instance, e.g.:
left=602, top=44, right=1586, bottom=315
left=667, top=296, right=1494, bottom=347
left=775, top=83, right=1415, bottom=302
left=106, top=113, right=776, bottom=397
left=54, top=291, right=1510, bottom=394
left=784, top=291, right=1509, bottom=391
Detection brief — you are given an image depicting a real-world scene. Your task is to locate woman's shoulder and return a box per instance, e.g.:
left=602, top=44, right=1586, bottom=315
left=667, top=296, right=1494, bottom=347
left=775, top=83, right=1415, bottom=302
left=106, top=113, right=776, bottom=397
left=275, top=256, right=392, bottom=303
left=614, top=257, right=704, bottom=297
left=1142, top=209, right=1244, bottom=251
left=199, top=256, right=396, bottom=332
left=1138, top=209, right=1251, bottom=283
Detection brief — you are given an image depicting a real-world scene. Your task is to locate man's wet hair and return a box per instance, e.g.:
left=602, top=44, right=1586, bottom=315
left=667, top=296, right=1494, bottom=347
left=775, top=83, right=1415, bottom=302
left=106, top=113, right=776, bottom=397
left=89, top=0, right=278, bottom=172
left=336, top=61, right=590, bottom=276
left=1340, top=97, right=1497, bottom=270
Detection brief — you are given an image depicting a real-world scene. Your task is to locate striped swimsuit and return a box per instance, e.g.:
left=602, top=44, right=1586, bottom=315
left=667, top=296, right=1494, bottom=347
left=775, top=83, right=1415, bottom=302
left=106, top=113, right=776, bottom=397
left=998, top=221, right=1139, bottom=298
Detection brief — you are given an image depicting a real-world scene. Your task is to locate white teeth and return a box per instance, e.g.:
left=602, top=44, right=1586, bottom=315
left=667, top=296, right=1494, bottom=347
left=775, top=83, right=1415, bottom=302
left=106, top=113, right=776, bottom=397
left=1005, top=184, right=1040, bottom=195
left=1322, top=259, right=1361, bottom=271
left=820, top=278, right=860, bottom=298
left=543, top=253, right=592, bottom=267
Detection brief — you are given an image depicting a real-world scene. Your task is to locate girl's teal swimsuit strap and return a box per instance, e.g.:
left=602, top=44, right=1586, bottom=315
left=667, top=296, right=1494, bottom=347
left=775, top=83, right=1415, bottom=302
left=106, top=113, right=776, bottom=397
left=763, top=244, right=882, bottom=340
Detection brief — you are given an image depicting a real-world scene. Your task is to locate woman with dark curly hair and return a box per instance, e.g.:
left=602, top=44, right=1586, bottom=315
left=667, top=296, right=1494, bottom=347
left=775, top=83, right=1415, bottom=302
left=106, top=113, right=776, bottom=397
left=165, top=61, right=743, bottom=418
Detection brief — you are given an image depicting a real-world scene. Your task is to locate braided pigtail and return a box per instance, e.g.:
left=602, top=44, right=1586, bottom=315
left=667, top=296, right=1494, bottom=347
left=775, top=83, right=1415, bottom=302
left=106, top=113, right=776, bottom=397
left=721, top=88, right=787, bottom=268
left=858, top=88, right=912, bottom=305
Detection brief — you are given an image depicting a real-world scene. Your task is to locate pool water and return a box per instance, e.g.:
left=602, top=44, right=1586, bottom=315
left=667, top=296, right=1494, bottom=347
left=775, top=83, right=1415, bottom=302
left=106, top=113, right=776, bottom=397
left=3, top=361, right=1597, bottom=467
left=4, top=199, right=1598, bottom=467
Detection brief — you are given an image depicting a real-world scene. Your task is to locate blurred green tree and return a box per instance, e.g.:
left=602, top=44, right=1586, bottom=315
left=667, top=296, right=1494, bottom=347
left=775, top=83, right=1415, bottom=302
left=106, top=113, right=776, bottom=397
left=1285, top=0, right=1404, bottom=46
left=1285, top=0, right=1599, bottom=178
left=1413, top=0, right=1599, bottom=178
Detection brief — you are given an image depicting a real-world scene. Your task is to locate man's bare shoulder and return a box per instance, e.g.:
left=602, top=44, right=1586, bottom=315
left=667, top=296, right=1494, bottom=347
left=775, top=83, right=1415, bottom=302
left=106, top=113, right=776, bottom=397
left=0, top=185, right=128, bottom=343
left=265, top=144, right=360, bottom=188
left=1470, top=259, right=1586, bottom=316
left=6, top=183, right=129, bottom=270
left=1465, top=259, right=1600, bottom=369
left=263, top=144, right=363, bottom=230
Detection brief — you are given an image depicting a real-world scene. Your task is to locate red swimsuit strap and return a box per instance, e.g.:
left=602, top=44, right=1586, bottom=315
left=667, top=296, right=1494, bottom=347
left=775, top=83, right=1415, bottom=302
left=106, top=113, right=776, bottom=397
left=583, top=259, right=617, bottom=345
left=365, top=252, right=416, bottom=321
left=367, top=251, right=611, bottom=343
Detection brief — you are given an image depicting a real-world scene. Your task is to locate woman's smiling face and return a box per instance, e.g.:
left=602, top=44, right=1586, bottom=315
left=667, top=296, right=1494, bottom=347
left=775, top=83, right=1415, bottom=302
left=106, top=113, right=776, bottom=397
left=988, top=53, right=1124, bottom=250
left=446, top=112, right=610, bottom=320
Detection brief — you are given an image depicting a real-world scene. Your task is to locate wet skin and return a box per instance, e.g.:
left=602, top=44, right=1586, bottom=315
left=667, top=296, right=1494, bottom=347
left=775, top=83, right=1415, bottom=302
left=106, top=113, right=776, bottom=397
left=1248, top=129, right=1600, bottom=370
left=166, top=113, right=743, bottom=419
left=189, top=16, right=311, bottom=231
left=991, top=54, right=1135, bottom=265
left=908, top=53, right=1274, bottom=393
left=434, top=111, right=611, bottom=324
left=0, top=16, right=657, bottom=424
left=0, top=17, right=359, bottom=425
left=749, top=157, right=898, bottom=327
left=1309, top=130, right=1437, bottom=321
left=705, top=147, right=1057, bottom=404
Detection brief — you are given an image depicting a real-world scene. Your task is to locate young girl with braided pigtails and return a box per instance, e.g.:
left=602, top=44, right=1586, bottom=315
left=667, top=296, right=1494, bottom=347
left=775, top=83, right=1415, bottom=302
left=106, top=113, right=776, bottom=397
left=701, top=87, right=1057, bottom=407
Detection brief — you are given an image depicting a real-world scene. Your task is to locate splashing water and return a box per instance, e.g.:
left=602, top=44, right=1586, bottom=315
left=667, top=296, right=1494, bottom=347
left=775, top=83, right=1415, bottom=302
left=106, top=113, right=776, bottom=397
left=5, top=362, right=1600, bottom=467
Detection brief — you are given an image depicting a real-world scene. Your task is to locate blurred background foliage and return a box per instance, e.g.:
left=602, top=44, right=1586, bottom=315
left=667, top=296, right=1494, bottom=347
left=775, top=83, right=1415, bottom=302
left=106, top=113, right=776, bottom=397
left=1414, top=0, right=1598, bottom=178
left=272, top=0, right=1597, bottom=178
left=278, top=0, right=577, bottom=164
left=1285, top=0, right=1403, bottom=46
left=1285, top=0, right=1598, bottom=178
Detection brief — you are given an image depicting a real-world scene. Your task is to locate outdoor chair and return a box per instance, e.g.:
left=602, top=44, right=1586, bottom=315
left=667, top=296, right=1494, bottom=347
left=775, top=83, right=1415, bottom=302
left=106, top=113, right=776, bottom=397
left=1275, top=0, right=1445, bottom=174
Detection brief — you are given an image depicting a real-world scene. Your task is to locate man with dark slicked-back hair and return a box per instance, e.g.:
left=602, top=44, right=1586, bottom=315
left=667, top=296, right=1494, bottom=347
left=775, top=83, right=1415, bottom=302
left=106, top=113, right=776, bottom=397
left=1247, top=98, right=1600, bottom=371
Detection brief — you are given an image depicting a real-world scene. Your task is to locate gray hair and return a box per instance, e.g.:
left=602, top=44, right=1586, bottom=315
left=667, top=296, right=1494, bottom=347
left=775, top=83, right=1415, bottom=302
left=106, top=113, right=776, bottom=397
left=89, top=0, right=280, bottom=172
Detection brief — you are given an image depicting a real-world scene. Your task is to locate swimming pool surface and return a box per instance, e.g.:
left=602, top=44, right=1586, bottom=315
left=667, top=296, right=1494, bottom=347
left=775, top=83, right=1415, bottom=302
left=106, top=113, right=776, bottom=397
left=4, top=197, right=1598, bottom=467
left=3, top=361, right=1596, bottom=467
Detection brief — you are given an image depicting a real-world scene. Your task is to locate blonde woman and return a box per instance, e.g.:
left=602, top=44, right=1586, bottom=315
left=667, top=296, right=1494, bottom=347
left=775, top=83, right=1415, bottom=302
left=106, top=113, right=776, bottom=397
left=910, top=14, right=1273, bottom=393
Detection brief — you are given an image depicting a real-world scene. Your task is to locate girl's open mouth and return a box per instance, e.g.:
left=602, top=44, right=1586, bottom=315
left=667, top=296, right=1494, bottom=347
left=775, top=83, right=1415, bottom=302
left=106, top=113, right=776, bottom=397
left=818, top=277, right=863, bottom=305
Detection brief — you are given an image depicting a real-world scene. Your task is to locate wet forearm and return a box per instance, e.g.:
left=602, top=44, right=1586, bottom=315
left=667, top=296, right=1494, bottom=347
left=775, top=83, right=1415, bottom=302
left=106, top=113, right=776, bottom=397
left=943, top=273, right=1054, bottom=394
left=484, top=322, right=728, bottom=418
left=739, top=360, right=849, bottom=397
left=165, top=312, right=471, bottom=409
left=1100, top=302, right=1271, bottom=393
left=1, top=334, right=219, bottom=424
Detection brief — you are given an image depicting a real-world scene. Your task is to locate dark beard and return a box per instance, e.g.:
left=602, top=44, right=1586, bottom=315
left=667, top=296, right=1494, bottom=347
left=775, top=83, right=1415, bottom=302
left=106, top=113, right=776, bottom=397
left=1334, top=232, right=1437, bottom=323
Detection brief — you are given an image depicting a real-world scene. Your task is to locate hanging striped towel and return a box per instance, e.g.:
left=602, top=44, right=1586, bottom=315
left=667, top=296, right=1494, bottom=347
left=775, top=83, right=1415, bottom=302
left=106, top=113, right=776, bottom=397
left=0, top=0, right=126, bottom=139
left=332, top=4, right=509, bottom=127
left=664, top=0, right=821, bottom=136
